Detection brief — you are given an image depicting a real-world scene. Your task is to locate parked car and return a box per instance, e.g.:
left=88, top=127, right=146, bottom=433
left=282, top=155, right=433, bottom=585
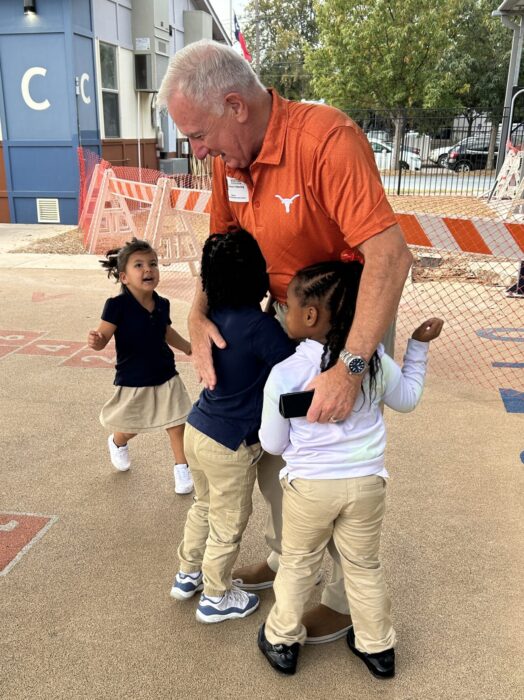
left=367, top=138, right=422, bottom=171
left=431, top=134, right=499, bottom=168
left=428, top=144, right=454, bottom=166
left=445, top=139, right=499, bottom=172
left=365, top=129, right=392, bottom=143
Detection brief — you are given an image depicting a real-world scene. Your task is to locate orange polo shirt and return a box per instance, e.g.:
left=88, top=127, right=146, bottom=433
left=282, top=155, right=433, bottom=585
left=210, top=90, right=397, bottom=303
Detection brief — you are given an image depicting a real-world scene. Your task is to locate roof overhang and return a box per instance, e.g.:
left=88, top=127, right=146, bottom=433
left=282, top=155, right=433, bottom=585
left=494, top=1, right=524, bottom=15
left=192, top=0, right=231, bottom=44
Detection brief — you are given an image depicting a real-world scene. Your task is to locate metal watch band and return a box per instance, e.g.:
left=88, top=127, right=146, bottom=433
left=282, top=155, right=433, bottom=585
left=339, top=349, right=369, bottom=375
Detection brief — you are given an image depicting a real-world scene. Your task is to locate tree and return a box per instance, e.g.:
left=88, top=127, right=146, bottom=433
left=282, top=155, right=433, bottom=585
left=426, top=1, right=510, bottom=113
left=424, top=1, right=511, bottom=167
left=242, top=0, right=318, bottom=100
left=304, top=0, right=457, bottom=164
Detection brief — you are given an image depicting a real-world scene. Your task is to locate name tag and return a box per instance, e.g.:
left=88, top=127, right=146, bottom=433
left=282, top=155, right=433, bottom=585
left=227, top=177, right=249, bottom=203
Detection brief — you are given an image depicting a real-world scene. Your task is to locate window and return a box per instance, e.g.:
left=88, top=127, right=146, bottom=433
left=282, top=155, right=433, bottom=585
left=100, top=42, right=120, bottom=138
left=371, top=141, right=389, bottom=154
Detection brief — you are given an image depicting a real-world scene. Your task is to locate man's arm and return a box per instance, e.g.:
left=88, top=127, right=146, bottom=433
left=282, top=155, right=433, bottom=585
left=188, top=283, right=226, bottom=390
left=306, top=223, right=412, bottom=423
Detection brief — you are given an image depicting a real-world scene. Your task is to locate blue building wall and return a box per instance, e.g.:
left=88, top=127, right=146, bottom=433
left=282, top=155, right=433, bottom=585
left=0, top=0, right=101, bottom=224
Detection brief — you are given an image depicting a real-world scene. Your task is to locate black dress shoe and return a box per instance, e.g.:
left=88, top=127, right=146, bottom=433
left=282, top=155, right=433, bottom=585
left=257, top=623, right=300, bottom=675
left=346, top=626, right=395, bottom=679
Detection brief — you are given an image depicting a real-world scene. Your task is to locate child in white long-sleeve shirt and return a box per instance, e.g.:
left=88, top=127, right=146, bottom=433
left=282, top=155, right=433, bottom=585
left=257, top=259, right=443, bottom=679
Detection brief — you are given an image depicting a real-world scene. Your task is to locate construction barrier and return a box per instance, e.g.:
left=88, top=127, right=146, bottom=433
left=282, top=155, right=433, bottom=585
left=83, top=168, right=210, bottom=280
left=396, top=212, right=524, bottom=258
left=77, top=149, right=523, bottom=397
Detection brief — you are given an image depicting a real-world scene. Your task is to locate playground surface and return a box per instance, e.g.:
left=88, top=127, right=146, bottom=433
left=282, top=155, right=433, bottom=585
left=0, top=224, right=522, bottom=700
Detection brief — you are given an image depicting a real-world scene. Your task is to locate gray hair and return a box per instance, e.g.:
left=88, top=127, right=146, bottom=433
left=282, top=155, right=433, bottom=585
left=157, top=39, right=265, bottom=113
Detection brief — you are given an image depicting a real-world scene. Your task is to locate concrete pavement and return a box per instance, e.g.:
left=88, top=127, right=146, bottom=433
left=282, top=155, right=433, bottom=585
left=0, top=224, right=522, bottom=699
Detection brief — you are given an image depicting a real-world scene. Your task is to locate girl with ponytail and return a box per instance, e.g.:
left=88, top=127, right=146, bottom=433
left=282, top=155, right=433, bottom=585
left=257, top=257, right=443, bottom=679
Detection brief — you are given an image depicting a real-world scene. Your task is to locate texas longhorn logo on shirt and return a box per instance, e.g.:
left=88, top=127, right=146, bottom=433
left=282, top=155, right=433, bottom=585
left=275, top=193, right=300, bottom=213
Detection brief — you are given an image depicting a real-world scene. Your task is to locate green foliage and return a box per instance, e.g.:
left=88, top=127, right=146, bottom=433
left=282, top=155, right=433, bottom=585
left=304, top=0, right=511, bottom=121
left=243, top=0, right=318, bottom=100
left=304, top=0, right=454, bottom=113
left=425, top=0, right=511, bottom=118
left=243, top=0, right=513, bottom=125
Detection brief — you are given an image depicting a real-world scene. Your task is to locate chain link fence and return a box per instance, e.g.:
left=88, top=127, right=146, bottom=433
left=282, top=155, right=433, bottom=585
left=77, top=141, right=524, bottom=397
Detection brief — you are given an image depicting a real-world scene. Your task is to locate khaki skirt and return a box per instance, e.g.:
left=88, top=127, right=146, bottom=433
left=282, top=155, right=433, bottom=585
left=100, top=375, right=192, bottom=434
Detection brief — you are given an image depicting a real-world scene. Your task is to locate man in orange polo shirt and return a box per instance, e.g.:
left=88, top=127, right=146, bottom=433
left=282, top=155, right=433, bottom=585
left=158, top=40, right=413, bottom=644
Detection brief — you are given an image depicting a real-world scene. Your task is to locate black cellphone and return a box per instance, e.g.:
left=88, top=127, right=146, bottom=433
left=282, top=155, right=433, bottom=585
left=279, top=390, right=315, bottom=419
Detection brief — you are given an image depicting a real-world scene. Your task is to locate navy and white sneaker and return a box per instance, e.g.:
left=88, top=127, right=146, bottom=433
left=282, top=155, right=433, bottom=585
left=196, top=585, right=259, bottom=624
left=170, top=571, right=204, bottom=600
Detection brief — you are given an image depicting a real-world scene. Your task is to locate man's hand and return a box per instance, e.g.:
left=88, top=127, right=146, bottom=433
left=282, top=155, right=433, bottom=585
left=189, top=313, right=227, bottom=390
left=412, top=317, right=444, bottom=343
left=87, top=330, right=106, bottom=351
left=306, top=362, right=362, bottom=423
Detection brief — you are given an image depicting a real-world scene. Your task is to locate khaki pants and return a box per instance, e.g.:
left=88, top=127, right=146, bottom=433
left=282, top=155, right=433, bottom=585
left=257, top=453, right=351, bottom=614
left=178, top=424, right=261, bottom=597
left=264, top=475, right=396, bottom=654
left=264, top=303, right=397, bottom=615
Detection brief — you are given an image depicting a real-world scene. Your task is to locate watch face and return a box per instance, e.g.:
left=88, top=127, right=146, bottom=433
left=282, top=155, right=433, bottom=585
left=348, top=357, right=367, bottom=374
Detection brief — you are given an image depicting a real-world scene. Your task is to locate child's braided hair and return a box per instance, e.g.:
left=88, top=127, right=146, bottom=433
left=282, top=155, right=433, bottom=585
left=291, top=260, right=380, bottom=400
left=201, top=229, right=269, bottom=309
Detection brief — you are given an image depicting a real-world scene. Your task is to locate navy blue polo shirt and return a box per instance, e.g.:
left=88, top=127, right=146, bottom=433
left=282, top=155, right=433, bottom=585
left=188, top=305, right=296, bottom=451
left=102, top=288, right=176, bottom=387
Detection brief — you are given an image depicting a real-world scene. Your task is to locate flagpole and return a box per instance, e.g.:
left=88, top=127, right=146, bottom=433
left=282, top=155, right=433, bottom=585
left=255, top=0, right=260, bottom=77
left=229, top=0, right=233, bottom=42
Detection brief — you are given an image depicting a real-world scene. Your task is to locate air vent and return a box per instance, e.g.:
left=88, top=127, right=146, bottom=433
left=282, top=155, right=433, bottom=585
left=36, top=198, right=60, bottom=223
left=157, top=40, right=167, bottom=54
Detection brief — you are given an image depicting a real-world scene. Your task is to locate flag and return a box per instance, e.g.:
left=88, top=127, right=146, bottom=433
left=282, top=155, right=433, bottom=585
left=234, top=13, right=252, bottom=63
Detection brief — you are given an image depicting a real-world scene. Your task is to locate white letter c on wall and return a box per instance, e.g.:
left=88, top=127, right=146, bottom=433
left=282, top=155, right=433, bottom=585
left=80, top=73, right=91, bottom=104
left=21, top=67, right=50, bottom=111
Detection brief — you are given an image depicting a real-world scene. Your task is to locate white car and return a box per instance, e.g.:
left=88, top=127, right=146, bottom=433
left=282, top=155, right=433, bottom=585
left=428, top=145, right=453, bottom=166
left=367, top=138, right=422, bottom=171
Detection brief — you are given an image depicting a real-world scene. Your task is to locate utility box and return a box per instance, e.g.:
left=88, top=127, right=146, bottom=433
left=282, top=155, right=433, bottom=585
left=159, top=158, right=189, bottom=175
left=183, top=11, right=213, bottom=45
left=132, top=0, right=170, bottom=91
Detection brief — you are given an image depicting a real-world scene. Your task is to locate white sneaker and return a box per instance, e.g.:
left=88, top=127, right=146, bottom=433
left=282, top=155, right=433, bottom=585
left=196, top=585, right=259, bottom=624
left=174, top=464, right=193, bottom=494
left=107, top=434, right=130, bottom=471
left=170, top=571, right=204, bottom=600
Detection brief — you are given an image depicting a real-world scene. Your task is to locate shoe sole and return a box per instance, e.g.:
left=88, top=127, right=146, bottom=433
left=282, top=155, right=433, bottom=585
left=348, top=641, right=395, bottom=679
left=305, top=625, right=352, bottom=645
left=111, top=463, right=130, bottom=472
left=170, top=583, right=203, bottom=600
left=234, top=570, right=322, bottom=592
left=257, top=627, right=297, bottom=675
left=174, top=486, right=194, bottom=495
left=232, top=578, right=275, bottom=591
left=195, top=599, right=260, bottom=624
left=260, top=651, right=297, bottom=676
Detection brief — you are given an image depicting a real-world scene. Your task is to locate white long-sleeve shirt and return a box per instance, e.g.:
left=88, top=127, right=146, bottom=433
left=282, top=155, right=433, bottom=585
left=259, top=338, right=429, bottom=481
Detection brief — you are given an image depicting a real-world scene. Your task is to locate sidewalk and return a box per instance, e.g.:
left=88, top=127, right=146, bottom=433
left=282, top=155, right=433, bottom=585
left=0, top=223, right=99, bottom=269
left=0, top=226, right=522, bottom=700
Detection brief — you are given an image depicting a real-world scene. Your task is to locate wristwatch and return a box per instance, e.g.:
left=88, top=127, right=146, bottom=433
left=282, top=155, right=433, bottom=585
left=339, top=349, right=368, bottom=375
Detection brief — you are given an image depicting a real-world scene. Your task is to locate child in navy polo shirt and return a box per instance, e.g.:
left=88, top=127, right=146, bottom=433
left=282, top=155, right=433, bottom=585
left=87, top=237, right=194, bottom=494
left=170, top=230, right=296, bottom=623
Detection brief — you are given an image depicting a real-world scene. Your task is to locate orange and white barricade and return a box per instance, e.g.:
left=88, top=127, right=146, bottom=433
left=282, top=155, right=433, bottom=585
left=396, top=211, right=524, bottom=259
left=86, top=170, right=162, bottom=253
left=85, top=169, right=210, bottom=274
left=145, top=179, right=211, bottom=276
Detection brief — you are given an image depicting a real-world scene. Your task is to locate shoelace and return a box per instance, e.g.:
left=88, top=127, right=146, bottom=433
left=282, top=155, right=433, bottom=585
left=226, top=586, right=249, bottom=607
